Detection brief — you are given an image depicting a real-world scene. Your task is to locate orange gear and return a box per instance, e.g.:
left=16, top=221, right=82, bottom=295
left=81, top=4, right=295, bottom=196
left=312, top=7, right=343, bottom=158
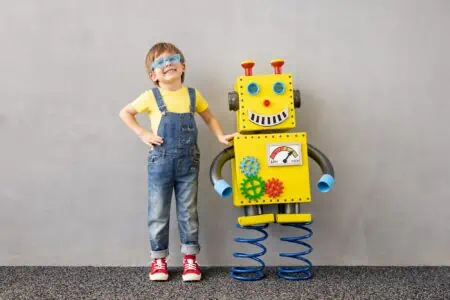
left=265, top=178, right=284, bottom=198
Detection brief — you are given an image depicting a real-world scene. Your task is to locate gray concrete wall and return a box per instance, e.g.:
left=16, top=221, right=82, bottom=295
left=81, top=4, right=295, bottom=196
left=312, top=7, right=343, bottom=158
left=1, top=0, right=449, bottom=266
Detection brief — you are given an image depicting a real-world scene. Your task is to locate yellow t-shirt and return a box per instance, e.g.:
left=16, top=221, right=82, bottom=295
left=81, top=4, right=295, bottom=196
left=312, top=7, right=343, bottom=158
left=131, top=86, right=209, bottom=134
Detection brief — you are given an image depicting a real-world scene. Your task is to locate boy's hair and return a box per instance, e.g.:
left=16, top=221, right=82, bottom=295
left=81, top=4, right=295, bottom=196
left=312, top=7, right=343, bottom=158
left=145, top=42, right=185, bottom=86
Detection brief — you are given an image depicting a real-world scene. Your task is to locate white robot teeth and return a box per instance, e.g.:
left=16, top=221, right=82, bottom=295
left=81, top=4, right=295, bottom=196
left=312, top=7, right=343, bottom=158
left=248, top=108, right=289, bottom=126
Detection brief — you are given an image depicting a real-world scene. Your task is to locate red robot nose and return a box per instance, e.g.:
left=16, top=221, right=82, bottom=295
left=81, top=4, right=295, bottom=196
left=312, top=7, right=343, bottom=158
left=263, top=99, right=271, bottom=107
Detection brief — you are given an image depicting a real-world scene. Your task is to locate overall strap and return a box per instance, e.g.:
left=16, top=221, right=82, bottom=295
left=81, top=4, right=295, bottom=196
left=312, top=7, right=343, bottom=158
left=187, top=87, right=196, bottom=114
left=151, top=88, right=167, bottom=114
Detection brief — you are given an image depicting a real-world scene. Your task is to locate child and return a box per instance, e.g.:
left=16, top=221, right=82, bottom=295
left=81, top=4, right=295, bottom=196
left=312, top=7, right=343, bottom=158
left=119, top=42, right=235, bottom=281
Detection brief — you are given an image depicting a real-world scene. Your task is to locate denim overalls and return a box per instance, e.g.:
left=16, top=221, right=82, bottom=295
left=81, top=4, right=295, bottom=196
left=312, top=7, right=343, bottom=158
left=147, top=87, right=201, bottom=259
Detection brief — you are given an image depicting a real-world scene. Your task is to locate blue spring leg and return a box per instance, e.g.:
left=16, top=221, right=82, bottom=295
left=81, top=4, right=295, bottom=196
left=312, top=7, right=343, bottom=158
left=278, top=222, right=313, bottom=280
left=231, top=223, right=268, bottom=281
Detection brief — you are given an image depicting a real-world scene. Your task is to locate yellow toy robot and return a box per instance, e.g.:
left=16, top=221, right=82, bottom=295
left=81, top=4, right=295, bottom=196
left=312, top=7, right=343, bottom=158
left=210, top=59, right=335, bottom=281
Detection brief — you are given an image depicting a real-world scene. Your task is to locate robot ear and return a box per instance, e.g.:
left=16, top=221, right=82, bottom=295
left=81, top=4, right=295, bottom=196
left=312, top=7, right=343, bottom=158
left=228, top=92, right=239, bottom=111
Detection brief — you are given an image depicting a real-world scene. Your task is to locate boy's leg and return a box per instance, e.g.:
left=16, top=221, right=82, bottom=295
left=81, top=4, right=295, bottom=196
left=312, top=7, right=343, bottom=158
left=174, top=167, right=202, bottom=281
left=174, top=155, right=200, bottom=256
left=148, top=185, right=172, bottom=258
left=174, top=148, right=202, bottom=281
left=148, top=152, right=174, bottom=259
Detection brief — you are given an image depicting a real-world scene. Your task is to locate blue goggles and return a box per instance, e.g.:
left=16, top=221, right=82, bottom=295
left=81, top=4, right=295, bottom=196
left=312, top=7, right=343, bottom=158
left=151, top=53, right=182, bottom=69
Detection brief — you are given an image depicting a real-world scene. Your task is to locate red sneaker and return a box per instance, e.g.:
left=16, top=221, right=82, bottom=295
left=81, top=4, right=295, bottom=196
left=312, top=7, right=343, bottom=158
left=149, top=258, right=168, bottom=281
left=182, top=255, right=201, bottom=281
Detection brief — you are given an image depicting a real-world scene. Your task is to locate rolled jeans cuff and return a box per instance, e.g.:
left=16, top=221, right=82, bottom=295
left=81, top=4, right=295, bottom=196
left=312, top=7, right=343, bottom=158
left=181, top=243, right=200, bottom=255
left=151, top=249, right=169, bottom=259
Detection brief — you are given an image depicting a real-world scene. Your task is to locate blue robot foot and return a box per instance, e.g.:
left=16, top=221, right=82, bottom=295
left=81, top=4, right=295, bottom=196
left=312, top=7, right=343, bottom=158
left=231, top=223, right=268, bottom=281
left=278, top=222, right=314, bottom=280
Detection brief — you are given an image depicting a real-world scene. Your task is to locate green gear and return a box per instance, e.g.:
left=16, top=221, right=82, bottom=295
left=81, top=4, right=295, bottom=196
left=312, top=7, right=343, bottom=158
left=240, top=176, right=265, bottom=200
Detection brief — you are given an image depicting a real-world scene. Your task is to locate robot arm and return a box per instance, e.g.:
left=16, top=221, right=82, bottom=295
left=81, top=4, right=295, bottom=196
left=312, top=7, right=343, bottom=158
left=307, top=143, right=335, bottom=193
left=210, top=146, right=235, bottom=198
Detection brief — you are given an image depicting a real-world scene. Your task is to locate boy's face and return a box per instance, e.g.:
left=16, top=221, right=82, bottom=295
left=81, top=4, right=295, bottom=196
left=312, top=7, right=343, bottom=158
left=150, top=51, right=185, bottom=85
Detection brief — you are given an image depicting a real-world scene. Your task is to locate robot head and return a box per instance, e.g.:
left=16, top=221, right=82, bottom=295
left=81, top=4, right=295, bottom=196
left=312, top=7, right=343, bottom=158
left=229, top=59, right=301, bottom=133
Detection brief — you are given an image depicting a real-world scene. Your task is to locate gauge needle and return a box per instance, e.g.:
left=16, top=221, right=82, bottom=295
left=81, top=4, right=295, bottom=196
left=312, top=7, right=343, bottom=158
left=283, top=152, right=293, bottom=163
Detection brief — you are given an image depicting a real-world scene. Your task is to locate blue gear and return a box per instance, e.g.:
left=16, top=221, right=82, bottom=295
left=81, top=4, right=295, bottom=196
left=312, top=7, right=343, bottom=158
left=240, top=156, right=260, bottom=177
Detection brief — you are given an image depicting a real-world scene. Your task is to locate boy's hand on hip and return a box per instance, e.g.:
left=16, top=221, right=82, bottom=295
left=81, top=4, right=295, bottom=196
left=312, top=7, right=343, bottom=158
left=218, top=132, right=238, bottom=146
left=138, top=131, right=163, bottom=148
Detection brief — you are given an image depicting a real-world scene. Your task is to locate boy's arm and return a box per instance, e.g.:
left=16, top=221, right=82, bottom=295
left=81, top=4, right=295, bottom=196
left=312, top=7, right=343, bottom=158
left=119, top=104, right=163, bottom=147
left=198, top=109, right=237, bottom=146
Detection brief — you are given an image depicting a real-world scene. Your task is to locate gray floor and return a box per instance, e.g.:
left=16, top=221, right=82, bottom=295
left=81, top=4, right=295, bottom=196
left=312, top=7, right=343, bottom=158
left=1, top=266, right=449, bottom=299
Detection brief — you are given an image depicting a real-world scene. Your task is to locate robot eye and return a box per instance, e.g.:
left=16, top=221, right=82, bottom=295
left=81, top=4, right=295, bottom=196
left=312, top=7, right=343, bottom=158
left=272, top=81, right=285, bottom=95
left=247, top=82, right=260, bottom=95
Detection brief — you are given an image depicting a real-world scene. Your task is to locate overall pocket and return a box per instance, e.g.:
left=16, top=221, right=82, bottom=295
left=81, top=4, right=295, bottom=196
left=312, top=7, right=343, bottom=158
left=180, top=125, right=197, bottom=145
left=190, top=147, right=200, bottom=171
left=147, top=151, right=172, bottom=185
left=148, top=150, right=164, bottom=165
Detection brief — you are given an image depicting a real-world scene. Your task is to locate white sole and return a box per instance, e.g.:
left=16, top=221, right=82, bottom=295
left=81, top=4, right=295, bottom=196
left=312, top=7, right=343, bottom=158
left=149, top=273, right=169, bottom=281
left=182, top=273, right=202, bottom=281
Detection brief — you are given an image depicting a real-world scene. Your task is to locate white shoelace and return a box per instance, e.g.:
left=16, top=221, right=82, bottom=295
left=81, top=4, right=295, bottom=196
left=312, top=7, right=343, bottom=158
left=153, top=259, right=166, bottom=270
left=184, top=259, right=198, bottom=270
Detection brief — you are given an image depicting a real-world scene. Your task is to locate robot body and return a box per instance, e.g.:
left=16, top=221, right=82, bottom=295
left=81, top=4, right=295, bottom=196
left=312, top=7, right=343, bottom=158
left=232, top=132, right=312, bottom=226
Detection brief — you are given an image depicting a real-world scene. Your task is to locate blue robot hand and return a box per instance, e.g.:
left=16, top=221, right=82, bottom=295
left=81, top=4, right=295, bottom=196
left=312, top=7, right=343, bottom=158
left=214, top=179, right=233, bottom=198
left=317, top=174, right=335, bottom=193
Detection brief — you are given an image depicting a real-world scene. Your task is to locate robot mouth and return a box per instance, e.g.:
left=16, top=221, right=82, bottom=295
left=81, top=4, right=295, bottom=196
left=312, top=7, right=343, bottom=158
left=248, top=108, right=289, bottom=126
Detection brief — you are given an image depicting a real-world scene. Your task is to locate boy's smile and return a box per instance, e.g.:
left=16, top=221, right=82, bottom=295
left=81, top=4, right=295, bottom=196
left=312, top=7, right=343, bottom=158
left=163, top=66, right=178, bottom=75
